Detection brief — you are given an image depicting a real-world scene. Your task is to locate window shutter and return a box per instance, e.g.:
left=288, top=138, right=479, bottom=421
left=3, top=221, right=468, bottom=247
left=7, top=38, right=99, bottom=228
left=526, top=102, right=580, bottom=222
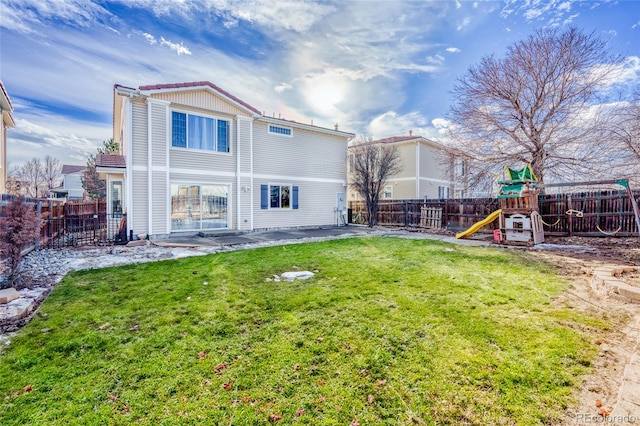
left=261, top=185, right=268, bottom=209
left=292, top=186, right=299, bottom=209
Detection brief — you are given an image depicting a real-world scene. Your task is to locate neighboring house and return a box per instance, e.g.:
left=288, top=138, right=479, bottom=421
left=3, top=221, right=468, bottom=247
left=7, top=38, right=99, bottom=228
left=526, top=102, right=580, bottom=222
left=0, top=80, right=15, bottom=194
left=50, top=165, right=87, bottom=200
left=348, top=133, right=454, bottom=201
left=105, top=81, right=354, bottom=239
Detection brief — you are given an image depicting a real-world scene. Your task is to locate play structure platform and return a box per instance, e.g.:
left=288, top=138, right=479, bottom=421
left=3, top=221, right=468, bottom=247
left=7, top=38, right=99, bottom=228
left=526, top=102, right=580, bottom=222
left=455, top=164, right=640, bottom=244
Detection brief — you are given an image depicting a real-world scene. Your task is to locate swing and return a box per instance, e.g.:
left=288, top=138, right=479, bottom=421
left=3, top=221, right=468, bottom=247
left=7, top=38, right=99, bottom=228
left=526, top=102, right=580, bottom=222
left=541, top=193, right=561, bottom=227
left=541, top=217, right=561, bottom=227
left=595, top=189, right=622, bottom=236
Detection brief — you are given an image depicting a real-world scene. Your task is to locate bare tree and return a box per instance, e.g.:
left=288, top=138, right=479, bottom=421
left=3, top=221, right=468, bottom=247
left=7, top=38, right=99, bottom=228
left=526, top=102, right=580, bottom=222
left=349, top=136, right=403, bottom=227
left=446, top=27, right=625, bottom=185
left=19, top=158, right=46, bottom=198
left=43, top=155, right=62, bottom=196
left=607, top=86, right=640, bottom=181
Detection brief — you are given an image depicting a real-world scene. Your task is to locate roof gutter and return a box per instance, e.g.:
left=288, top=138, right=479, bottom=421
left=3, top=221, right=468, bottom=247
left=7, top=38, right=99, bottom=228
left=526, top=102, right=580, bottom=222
left=114, top=84, right=142, bottom=99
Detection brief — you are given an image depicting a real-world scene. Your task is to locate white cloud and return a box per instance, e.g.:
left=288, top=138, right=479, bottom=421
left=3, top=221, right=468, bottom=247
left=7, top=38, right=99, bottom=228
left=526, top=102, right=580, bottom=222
left=274, top=82, right=292, bottom=93
left=143, top=33, right=157, bottom=44
left=8, top=117, right=109, bottom=167
left=633, top=20, right=640, bottom=29
left=558, top=2, right=572, bottom=12
left=159, top=37, right=191, bottom=55
left=595, top=56, right=640, bottom=89
left=426, top=54, right=445, bottom=65
left=500, top=0, right=589, bottom=26
left=367, top=111, right=434, bottom=139
left=0, top=0, right=114, bottom=34
left=457, top=17, right=470, bottom=31
left=446, top=47, right=461, bottom=53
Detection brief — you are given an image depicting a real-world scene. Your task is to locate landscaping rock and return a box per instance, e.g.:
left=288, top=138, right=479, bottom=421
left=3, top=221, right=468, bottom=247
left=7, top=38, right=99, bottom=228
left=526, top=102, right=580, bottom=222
left=281, top=271, right=315, bottom=282
left=0, top=288, right=21, bottom=304
left=0, top=288, right=49, bottom=328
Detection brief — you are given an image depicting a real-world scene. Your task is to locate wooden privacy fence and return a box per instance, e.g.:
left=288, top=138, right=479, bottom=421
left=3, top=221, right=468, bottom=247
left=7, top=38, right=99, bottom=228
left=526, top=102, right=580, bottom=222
left=349, top=189, right=640, bottom=237
left=349, top=198, right=500, bottom=232
left=539, top=190, right=640, bottom=237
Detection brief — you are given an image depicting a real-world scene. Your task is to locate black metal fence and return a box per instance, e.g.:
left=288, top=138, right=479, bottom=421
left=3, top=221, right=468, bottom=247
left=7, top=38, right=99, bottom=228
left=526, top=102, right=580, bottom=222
left=45, top=213, right=127, bottom=249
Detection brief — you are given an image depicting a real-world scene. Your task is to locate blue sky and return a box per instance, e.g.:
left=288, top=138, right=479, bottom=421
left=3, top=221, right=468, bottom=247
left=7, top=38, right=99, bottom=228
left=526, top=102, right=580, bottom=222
left=1, top=0, right=639, bottom=167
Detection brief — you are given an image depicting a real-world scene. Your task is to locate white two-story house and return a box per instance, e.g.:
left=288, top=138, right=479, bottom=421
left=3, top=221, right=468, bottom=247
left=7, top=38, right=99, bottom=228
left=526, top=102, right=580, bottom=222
left=348, top=133, right=454, bottom=201
left=106, top=81, right=354, bottom=239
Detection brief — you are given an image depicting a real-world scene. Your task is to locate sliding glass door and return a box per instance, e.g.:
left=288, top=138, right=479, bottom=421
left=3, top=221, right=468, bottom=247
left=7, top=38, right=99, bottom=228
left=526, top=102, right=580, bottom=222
left=171, top=184, right=229, bottom=231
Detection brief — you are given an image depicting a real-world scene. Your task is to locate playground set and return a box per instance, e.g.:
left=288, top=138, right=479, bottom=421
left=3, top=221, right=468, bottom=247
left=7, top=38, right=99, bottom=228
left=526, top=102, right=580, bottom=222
left=455, top=165, right=640, bottom=245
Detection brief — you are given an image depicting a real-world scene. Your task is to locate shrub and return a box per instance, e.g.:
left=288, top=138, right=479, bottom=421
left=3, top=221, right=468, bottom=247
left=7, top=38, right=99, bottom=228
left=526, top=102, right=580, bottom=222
left=0, top=196, right=42, bottom=289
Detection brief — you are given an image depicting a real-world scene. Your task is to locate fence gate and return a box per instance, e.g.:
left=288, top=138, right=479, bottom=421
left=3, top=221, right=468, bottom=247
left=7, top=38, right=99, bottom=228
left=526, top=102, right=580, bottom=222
left=46, top=213, right=127, bottom=249
left=420, top=207, right=442, bottom=228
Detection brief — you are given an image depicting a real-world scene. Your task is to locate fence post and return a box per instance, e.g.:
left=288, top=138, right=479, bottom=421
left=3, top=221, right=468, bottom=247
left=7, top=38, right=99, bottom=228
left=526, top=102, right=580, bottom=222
left=404, top=200, right=408, bottom=227
left=36, top=200, right=42, bottom=250
left=48, top=200, right=53, bottom=242
left=567, top=194, right=573, bottom=237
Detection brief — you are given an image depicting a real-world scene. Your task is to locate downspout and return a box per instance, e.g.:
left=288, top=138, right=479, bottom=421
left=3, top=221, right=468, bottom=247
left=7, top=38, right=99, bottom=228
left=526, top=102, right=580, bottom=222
left=125, top=97, right=133, bottom=240
left=250, top=119, right=254, bottom=230
left=416, top=141, right=420, bottom=199
left=236, top=118, right=241, bottom=231
left=147, top=100, right=153, bottom=237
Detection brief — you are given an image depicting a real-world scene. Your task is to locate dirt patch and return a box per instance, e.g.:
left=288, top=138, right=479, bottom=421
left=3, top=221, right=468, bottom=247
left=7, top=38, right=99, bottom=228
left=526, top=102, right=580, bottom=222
left=618, top=268, right=640, bottom=288
left=526, top=237, right=640, bottom=424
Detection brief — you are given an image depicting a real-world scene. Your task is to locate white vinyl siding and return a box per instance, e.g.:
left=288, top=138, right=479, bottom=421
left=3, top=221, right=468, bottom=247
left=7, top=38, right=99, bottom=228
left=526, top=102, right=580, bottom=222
left=131, top=101, right=148, bottom=167
left=151, top=90, right=253, bottom=118
left=253, top=181, right=343, bottom=229
left=150, top=102, right=167, bottom=166
left=131, top=170, right=149, bottom=234
left=253, top=122, right=347, bottom=180
left=238, top=117, right=253, bottom=230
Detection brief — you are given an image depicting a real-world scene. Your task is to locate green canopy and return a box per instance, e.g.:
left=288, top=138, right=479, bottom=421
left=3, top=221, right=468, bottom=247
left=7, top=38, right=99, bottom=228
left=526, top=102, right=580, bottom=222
left=506, top=164, right=537, bottom=182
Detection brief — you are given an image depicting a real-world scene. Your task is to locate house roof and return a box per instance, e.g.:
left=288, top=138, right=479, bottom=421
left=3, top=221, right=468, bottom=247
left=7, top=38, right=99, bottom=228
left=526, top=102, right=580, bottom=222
left=258, top=116, right=355, bottom=139
left=116, top=81, right=354, bottom=139
left=373, top=135, right=421, bottom=144
left=62, top=164, right=86, bottom=174
left=351, top=135, right=445, bottom=150
left=138, top=81, right=262, bottom=116
left=95, top=154, right=126, bottom=168
left=0, top=80, right=15, bottom=127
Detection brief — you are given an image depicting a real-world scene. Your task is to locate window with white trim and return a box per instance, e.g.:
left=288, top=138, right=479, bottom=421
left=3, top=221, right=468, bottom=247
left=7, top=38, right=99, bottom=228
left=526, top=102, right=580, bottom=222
left=261, top=184, right=299, bottom=209
left=172, top=111, right=230, bottom=152
left=270, top=185, right=291, bottom=208
left=268, top=124, right=292, bottom=137
left=438, top=186, right=450, bottom=199
left=383, top=185, right=393, bottom=199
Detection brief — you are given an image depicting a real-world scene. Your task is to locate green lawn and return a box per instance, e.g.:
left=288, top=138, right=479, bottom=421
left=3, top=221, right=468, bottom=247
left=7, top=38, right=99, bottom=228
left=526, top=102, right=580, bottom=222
left=0, top=237, right=606, bottom=425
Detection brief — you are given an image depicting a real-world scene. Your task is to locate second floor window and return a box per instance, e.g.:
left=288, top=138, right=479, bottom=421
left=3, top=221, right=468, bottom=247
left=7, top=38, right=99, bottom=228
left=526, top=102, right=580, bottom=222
left=172, top=111, right=230, bottom=153
left=268, top=125, right=292, bottom=136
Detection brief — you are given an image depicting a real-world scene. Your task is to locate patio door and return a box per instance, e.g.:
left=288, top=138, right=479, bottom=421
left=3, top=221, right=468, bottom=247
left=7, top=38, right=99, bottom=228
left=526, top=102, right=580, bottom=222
left=170, top=183, right=229, bottom=231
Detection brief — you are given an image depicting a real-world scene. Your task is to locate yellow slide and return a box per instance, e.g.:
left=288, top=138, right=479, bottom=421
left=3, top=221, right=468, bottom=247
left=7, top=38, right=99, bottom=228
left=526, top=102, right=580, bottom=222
left=455, top=209, right=502, bottom=239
